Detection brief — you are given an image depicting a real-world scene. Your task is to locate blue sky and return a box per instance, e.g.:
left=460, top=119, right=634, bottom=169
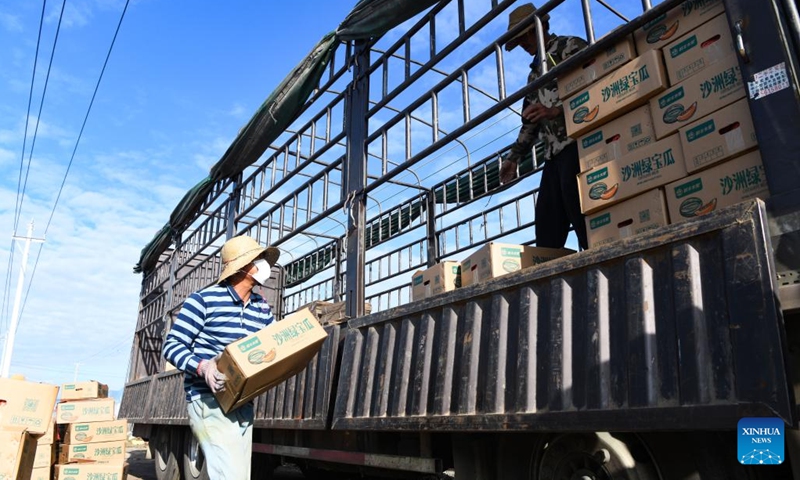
left=0, top=0, right=662, bottom=393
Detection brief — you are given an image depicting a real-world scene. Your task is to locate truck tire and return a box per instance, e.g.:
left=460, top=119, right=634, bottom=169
left=183, top=428, right=209, bottom=480
left=151, top=427, right=182, bottom=480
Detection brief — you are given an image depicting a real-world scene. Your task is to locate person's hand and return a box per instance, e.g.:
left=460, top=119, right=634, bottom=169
left=197, top=356, right=227, bottom=393
left=500, top=159, right=518, bottom=185
left=522, top=103, right=560, bottom=123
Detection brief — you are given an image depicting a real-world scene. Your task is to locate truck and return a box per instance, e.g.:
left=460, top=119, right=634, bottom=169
left=119, top=0, right=800, bottom=478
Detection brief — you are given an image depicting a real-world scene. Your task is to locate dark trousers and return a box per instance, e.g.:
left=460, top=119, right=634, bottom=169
left=535, top=142, right=588, bottom=250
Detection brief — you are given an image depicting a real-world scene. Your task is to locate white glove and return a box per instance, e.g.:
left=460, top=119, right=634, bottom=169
left=197, top=356, right=227, bottom=393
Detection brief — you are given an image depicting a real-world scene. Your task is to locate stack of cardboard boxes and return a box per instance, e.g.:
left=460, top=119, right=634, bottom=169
left=54, top=381, right=128, bottom=480
left=412, top=243, right=574, bottom=301
left=559, top=0, right=767, bottom=248
left=32, top=419, right=57, bottom=480
left=0, top=377, right=59, bottom=480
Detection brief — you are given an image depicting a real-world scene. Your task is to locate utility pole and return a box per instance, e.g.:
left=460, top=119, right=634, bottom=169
left=1, top=221, right=45, bottom=378
left=73, top=362, right=82, bottom=382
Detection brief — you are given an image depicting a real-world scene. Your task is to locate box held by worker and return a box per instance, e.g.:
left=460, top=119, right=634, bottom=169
left=633, top=0, right=725, bottom=54
left=557, top=36, right=636, bottom=100
left=63, top=419, right=128, bottom=445
left=56, top=398, right=115, bottom=424
left=215, top=307, right=328, bottom=414
left=411, top=261, right=461, bottom=301
left=664, top=149, right=768, bottom=222
left=678, top=97, right=757, bottom=173
left=650, top=53, right=745, bottom=140
left=0, top=378, right=59, bottom=435
left=578, top=134, right=687, bottom=214
left=60, top=381, right=109, bottom=402
left=585, top=188, right=670, bottom=248
left=578, top=104, right=656, bottom=172
left=564, top=49, right=667, bottom=139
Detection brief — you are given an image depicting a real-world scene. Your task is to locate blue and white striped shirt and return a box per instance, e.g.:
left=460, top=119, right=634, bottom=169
left=162, top=282, right=275, bottom=402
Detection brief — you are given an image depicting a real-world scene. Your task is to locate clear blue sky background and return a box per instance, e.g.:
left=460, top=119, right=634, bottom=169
left=0, top=0, right=661, bottom=394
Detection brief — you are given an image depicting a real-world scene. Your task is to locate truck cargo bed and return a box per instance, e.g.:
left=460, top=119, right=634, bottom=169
left=332, top=200, right=795, bottom=431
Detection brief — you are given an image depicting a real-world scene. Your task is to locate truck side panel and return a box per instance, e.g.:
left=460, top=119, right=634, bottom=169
left=333, top=200, right=795, bottom=431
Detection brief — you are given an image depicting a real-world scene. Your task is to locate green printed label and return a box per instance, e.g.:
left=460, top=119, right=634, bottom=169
left=501, top=247, right=522, bottom=258
left=582, top=131, right=604, bottom=149
left=674, top=178, right=703, bottom=198
left=686, top=119, right=716, bottom=142
left=569, top=91, right=590, bottom=110
left=65, top=384, right=76, bottom=390
left=413, top=275, right=423, bottom=285
left=74, top=445, right=88, bottom=453
left=670, top=35, right=698, bottom=58
left=452, top=266, right=460, bottom=274
left=64, top=469, right=80, bottom=475
left=76, top=425, right=90, bottom=432
left=238, top=337, right=262, bottom=353
left=659, top=87, right=685, bottom=108
left=63, top=404, right=76, bottom=411
left=586, top=167, right=609, bottom=185
left=590, top=213, right=611, bottom=230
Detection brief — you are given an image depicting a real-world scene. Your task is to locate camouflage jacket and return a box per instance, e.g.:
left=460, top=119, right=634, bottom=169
left=508, top=34, right=587, bottom=163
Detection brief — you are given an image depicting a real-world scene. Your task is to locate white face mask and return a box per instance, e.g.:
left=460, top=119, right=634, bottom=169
left=250, top=259, right=271, bottom=286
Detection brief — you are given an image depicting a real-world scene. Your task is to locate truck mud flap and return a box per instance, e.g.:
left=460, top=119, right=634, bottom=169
left=332, top=200, right=795, bottom=431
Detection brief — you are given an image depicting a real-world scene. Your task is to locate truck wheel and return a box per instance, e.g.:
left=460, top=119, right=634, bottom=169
left=183, top=428, right=209, bottom=480
left=251, top=452, right=277, bottom=480
left=529, top=432, right=659, bottom=480
left=151, top=427, right=183, bottom=480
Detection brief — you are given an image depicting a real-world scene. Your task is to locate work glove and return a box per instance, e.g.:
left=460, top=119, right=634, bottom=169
left=197, top=355, right=227, bottom=393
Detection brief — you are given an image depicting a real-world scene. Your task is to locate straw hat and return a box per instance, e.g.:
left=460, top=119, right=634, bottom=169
left=505, top=3, right=550, bottom=51
left=218, top=235, right=280, bottom=284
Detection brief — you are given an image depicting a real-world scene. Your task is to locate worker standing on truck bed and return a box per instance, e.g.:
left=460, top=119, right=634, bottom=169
left=500, top=2, right=589, bottom=250
left=162, top=235, right=280, bottom=480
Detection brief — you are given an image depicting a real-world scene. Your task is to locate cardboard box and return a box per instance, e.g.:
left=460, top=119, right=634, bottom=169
left=634, top=0, right=725, bottom=54
left=215, top=307, right=328, bottom=413
left=557, top=36, right=636, bottom=100
left=60, top=381, right=109, bottom=401
left=63, top=419, right=128, bottom=445
left=37, top=419, right=55, bottom=445
left=663, top=12, right=735, bottom=85
left=665, top=149, right=768, bottom=222
left=577, top=104, right=656, bottom=172
left=565, top=49, right=668, bottom=139
left=678, top=97, right=757, bottom=173
left=460, top=243, right=573, bottom=286
left=578, top=134, right=688, bottom=214
left=58, top=440, right=126, bottom=464
left=32, top=443, right=53, bottom=469
left=0, top=379, right=59, bottom=435
left=31, top=467, right=51, bottom=480
left=55, top=463, right=127, bottom=480
left=0, top=427, right=37, bottom=480
left=650, top=53, right=745, bottom=139
left=298, top=300, right=372, bottom=326
left=56, top=399, right=115, bottom=424
left=585, top=188, right=670, bottom=248
left=411, top=261, right=461, bottom=301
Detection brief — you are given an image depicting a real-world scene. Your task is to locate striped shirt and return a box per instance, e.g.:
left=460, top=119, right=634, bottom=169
left=162, top=281, right=275, bottom=402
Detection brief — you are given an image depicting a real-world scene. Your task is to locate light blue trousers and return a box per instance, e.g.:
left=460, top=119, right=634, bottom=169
left=187, top=395, right=254, bottom=480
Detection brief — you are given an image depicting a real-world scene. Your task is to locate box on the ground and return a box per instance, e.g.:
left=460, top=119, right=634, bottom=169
left=460, top=243, right=573, bottom=286
left=578, top=134, right=687, bottom=214
left=0, top=427, right=37, bottom=480
left=634, top=0, right=725, bottom=54
left=56, top=398, right=115, bottom=424
left=58, top=440, right=126, bottom=464
left=55, top=463, right=127, bottom=480
left=678, top=97, right=757, bottom=173
left=557, top=36, right=636, bottom=100
left=37, top=419, right=55, bottom=445
left=565, top=49, right=668, bottom=139
left=411, top=261, right=461, bottom=301
left=63, top=419, right=127, bottom=445
left=650, top=53, right=745, bottom=140
left=585, top=188, right=670, bottom=248
left=578, top=104, right=656, bottom=172
left=216, top=307, right=328, bottom=414
left=32, top=442, right=53, bottom=469
left=0, top=378, right=59, bottom=435
left=663, top=12, right=735, bottom=85
left=31, top=467, right=51, bottom=480
left=60, top=381, right=109, bottom=402
left=665, top=149, right=768, bottom=222
left=298, top=300, right=372, bottom=325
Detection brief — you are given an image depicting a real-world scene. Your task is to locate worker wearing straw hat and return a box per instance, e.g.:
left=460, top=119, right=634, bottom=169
left=500, top=3, right=589, bottom=251
left=163, top=235, right=280, bottom=480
